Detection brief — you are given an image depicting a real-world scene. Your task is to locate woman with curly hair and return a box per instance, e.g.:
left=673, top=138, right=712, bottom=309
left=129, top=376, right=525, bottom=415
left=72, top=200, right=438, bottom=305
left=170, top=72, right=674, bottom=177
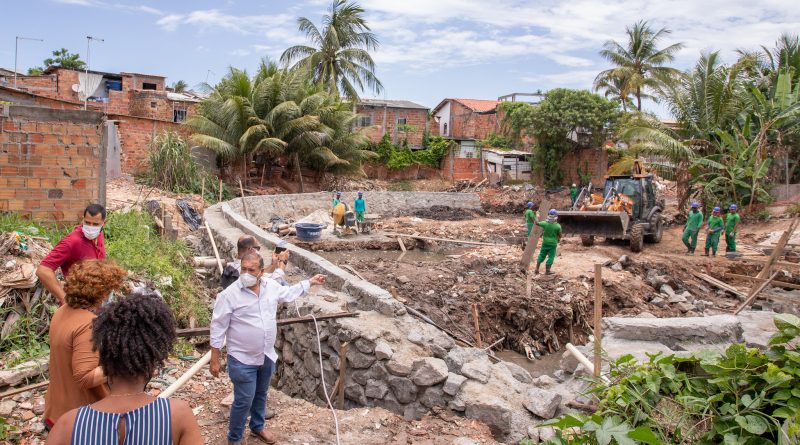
left=47, top=290, right=202, bottom=444
left=44, top=259, right=126, bottom=428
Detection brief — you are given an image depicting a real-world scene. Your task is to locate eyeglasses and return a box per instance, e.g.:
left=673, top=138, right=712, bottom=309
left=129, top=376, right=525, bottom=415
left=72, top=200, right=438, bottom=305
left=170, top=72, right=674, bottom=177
left=249, top=246, right=261, bottom=251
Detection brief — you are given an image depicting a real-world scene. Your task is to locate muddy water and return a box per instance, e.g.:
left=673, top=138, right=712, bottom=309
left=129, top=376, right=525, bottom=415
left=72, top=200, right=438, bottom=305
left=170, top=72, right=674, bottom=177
left=318, top=247, right=468, bottom=264
left=495, top=350, right=564, bottom=378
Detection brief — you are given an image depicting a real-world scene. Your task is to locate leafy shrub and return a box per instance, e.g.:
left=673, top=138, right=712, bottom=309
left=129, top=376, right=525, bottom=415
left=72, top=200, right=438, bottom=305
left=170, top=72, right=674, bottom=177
left=104, top=211, right=208, bottom=326
left=541, top=314, right=800, bottom=444
left=372, top=134, right=452, bottom=170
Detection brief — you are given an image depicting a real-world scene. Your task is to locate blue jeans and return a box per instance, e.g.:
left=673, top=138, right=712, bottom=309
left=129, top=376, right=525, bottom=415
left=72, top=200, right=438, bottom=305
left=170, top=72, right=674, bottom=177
left=227, top=355, right=275, bottom=443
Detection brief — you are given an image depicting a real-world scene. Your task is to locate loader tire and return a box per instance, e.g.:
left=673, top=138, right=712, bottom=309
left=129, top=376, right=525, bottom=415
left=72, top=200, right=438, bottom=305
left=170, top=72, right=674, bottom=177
left=580, top=235, right=595, bottom=247
left=644, top=213, right=663, bottom=243
left=630, top=224, right=645, bottom=253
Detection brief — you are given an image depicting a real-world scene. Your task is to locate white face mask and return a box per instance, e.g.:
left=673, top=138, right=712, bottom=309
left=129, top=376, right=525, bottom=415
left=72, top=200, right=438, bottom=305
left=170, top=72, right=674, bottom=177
left=82, top=224, right=102, bottom=240
left=239, top=273, right=259, bottom=288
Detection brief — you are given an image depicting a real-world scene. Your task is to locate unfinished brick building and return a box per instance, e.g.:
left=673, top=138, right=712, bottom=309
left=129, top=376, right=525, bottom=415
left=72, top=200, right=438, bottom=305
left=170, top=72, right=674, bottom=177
left=1, top=67, right=201, bottom=173
left=355, top=99, right=429, bottom=148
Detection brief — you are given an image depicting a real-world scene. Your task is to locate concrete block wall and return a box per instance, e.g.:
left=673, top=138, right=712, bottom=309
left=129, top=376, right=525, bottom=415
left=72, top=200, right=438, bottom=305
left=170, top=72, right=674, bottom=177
left=0, top=104, right=104, bottom=222
left=113, top=115, right=189, bottom=173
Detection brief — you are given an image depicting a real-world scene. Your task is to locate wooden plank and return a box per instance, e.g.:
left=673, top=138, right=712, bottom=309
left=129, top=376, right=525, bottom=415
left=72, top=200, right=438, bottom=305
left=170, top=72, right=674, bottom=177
left=735, top=272, right=780, bottom=314
left=724, top=273, right=800, bottom=290
left=175, top=312, right=359, bottom=337
left=593, top=264, right=603, bottom=378
left=740, top=259, right=800, bottom=269
left=756, top=217, right=798, bottom=279
left=337, top=343, right=348, bottom=410
left=204, top=223, right=225, bottom=274
left=239, top=179, right=249, bottom=219
left=341, top=265, right=366, bottom=281
left=397, top=237, right=407, bottom=252
left=694, top=272, right=748, bottom=298
left=0, top=380, right=49, bottom=399
left=383, top=232, right=505, bottom=247
left=520, top=199, right=551, bottom=270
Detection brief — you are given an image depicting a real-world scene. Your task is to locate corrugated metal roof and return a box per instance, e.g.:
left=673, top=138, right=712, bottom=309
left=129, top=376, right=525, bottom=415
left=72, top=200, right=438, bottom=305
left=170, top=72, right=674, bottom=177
left=358, top=98, right=428, bottom=110
left=483, top=148, right=531, bottom=156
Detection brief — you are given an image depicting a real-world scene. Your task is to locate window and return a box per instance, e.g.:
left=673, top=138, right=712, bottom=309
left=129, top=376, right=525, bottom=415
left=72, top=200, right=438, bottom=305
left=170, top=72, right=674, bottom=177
left=360, top=116, right=372, bottom=127
left=396, top=117, right=407, bottom=125
left=443, top=123, right=448, bottom=136
left=174, top=109, right=187, bottom=123
left=142, top=82, right=157, bottom=90
left=150, top=101, right=157, bottom=108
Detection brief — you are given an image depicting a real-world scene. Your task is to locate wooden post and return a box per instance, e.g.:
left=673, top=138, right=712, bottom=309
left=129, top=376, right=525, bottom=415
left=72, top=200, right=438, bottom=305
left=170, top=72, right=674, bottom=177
left=756, top=217, right=798, bottom=280
left=471, top=303, right=483, bottom=347
left=735, top=271, right=780, bottom=314
left=200, top=177, right=205, bottom=209
left=204, top=223, right=224, bottom=274
left=593, top=263, right=603, bottom=378
left=218, top=178, right=223, bottom=203
left=337, top=342, right=349, bottom=409
left=239, top=179, right=249, bottom=219
left=520, top=199, right=551, bottom=271
left=260, top=164, right=266, bottom=187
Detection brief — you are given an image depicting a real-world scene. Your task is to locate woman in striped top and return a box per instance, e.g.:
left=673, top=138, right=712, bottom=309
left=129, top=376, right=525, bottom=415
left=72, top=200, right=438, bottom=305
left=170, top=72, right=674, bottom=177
left=47, top=292, right=202, bottom=445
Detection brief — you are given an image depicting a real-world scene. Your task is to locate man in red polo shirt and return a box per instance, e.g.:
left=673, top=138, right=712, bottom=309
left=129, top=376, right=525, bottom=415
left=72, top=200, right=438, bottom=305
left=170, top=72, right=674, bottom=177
left=37, top=204, right=107, bottom=304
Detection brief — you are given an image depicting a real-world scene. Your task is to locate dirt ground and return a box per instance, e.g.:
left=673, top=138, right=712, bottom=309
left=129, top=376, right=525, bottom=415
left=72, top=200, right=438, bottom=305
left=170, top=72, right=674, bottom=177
left=4, top=355, right=498, bottom=445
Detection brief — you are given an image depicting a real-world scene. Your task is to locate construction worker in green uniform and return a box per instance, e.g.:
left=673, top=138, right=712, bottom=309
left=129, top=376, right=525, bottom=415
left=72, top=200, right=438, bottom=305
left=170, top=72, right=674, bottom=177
left=524, top=201, right=536, bottom=236
left=704, top=207, right=724, bottom=256
left=332, top=191, right=342, bottom=208
left=354, top=191, right=366, bottom=230
left=682, top=202, right=703, bottom=254
left=535, top=209, right=562, bottom=275
left=725, top=204, right=741, bottom=252
left=570, top=183, right=578, bottom=205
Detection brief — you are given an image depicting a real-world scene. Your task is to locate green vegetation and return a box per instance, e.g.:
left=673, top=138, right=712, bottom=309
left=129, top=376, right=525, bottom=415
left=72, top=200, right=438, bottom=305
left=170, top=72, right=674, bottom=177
left=145, top=130, right=232, bottom=203
left=478, top=132, right=513, bottom=150
left=372, top=134, right=452, bottom=170
left=500, top=90, right=619, bottom=187
left=594, top=21, right=684, bottom=111
left=280, top=0, right=383, bottom=101
left=104, top=211, right=208, bottom=327
left=540, top=314, right=800, bottom=444
left=620, top=33, right=800, bottom=210
left=28, top=48, right=86, bottom=74
left=170, top=80, right=188, bottom=93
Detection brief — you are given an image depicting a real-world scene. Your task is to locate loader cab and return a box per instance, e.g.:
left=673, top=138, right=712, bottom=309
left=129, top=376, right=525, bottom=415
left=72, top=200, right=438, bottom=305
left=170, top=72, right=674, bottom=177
left=604, top=175, right=649, bottom=220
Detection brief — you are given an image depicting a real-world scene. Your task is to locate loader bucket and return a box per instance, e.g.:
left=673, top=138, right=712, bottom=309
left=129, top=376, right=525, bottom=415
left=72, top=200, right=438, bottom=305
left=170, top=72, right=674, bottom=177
left=556, top=211, right=630, bottom=240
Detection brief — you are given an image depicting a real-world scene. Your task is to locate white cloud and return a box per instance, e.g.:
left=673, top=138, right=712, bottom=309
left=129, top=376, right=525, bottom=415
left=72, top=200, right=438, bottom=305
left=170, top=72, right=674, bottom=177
left=155, top=9, right=295, bottom=38
left=53, top=0, right=163, bottom=15
left=230, top=48, right=251, bottom=57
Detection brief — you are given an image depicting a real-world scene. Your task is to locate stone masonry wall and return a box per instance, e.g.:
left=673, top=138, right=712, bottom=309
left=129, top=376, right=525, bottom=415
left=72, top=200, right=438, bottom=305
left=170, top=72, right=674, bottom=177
left=205, top=195, right=564, bottom=442
left=0, top=104, right=104, bottom=222
left=228, top=191, right=482, bottom=223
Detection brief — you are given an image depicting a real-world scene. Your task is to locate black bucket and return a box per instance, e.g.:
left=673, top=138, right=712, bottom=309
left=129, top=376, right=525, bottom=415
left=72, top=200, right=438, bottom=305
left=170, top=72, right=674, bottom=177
left=295, top=223, right=324, bottom=241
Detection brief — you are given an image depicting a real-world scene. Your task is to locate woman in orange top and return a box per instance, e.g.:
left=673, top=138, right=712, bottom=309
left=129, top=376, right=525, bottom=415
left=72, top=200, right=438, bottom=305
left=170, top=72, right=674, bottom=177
left=43, top=259, right=126, bottom=428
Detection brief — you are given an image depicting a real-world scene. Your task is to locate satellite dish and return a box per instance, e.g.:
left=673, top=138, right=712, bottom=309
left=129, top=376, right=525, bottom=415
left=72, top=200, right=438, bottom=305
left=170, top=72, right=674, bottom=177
left=71, top=84, right=81, bottom=92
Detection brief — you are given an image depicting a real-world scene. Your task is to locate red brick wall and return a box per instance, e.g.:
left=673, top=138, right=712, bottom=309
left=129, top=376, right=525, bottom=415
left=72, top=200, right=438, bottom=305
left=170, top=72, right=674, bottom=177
left=0, top=104, right=103, bottom=222
left=356, top=105, right=428, bottom=147
left=10, top=74, right=58, bottom=94
left=555, top=147, right=608, bottom=185
left=448, top=101, right=498, bottom=141
left=129, top=91, right=173, bottom=120
left=112, top=115, right=189, bottom=173
left=363, top=163, right=441, bottom=180
left=122, top=73, right=166, bottom=91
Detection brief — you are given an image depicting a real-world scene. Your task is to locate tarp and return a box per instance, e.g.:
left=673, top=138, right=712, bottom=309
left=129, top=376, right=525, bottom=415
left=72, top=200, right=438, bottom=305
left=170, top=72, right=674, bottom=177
left=78, top=72, right=103, bottom=100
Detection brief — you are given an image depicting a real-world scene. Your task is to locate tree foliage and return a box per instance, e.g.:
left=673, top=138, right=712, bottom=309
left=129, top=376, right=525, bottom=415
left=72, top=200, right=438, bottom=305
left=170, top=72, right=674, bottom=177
left=594, top=21, right=684, bottom=111
left=32, top=48, right=86, bottom=73
left=502, top=89, right=619, bottom=186
left=372, top=134, right=451, bottom=170
left=281, top=0, right=382, bottom=101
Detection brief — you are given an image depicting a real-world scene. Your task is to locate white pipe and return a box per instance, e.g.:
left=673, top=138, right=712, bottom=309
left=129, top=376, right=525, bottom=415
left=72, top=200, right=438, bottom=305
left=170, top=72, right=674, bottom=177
left=565, top=343, right=610, bottom=384
left=159, top=350, right=212, bottom=398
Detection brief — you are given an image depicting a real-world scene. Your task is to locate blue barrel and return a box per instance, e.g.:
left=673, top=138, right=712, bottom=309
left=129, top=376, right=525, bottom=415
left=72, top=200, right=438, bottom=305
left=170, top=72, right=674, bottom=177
left=295, top=223, right=324, bottom=241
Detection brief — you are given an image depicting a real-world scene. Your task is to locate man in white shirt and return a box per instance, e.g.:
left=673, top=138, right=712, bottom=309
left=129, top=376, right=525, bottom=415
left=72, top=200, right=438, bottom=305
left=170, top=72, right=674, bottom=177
left=210, top=252, right=326, bottom=444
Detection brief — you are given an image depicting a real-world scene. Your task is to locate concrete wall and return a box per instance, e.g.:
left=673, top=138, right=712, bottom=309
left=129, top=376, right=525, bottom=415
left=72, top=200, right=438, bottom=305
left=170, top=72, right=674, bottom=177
left=770, top=183, right=800, bottom=203
left=0, top=104, right=104, bottom=221
left=228, top=191, right=483, bottom=222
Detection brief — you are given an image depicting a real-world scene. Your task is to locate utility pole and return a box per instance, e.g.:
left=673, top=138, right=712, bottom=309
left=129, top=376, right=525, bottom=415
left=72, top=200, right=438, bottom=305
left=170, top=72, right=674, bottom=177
left=85, top=36, right=104, bottom=110
left=14, top=36, right=44, bottom=88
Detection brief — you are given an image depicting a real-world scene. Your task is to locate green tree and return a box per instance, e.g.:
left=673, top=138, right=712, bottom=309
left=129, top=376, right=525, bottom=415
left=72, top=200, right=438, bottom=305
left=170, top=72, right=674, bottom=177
left=517, top=89, right=620, bottom=186
left=170, top=80, right=188, bottom=93
left=738, top=33, right=800, bottom=88
left=280, top=0, right=383, bottom=101
left=594, top=71, right=636, bottom=112
left=42, top=48, right=86, bottom=70
left=594, top=20, right=684, bottom=111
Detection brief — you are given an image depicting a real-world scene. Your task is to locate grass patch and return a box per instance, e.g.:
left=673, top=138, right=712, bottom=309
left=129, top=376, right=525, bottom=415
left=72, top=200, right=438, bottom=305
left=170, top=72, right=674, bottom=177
left=104, top=211, right=208, bottom=327
left=388, top=180, right=413, bottom=191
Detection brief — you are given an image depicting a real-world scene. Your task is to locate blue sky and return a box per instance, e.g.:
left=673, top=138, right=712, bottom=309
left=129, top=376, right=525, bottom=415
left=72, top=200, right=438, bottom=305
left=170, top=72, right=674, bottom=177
left=2, top=0, right=799, bottom=116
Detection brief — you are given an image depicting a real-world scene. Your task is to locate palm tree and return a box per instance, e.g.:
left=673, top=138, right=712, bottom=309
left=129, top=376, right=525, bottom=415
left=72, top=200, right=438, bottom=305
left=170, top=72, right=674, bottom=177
left=280, top=0, right=383, bottom=101
left=594, top=72, right=637, bottom=112
left=737, top=33, right=800, bottom=88
left=595, top=20, right=684, bottom=111
left=170, top=80, right=188, bottom=93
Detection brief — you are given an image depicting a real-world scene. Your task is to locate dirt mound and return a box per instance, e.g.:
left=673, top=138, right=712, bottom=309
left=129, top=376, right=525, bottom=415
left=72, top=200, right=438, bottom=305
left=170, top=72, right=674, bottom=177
left=412, top=205, right=485, bottom=221
left=478, top=186, right=572, bottom=214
